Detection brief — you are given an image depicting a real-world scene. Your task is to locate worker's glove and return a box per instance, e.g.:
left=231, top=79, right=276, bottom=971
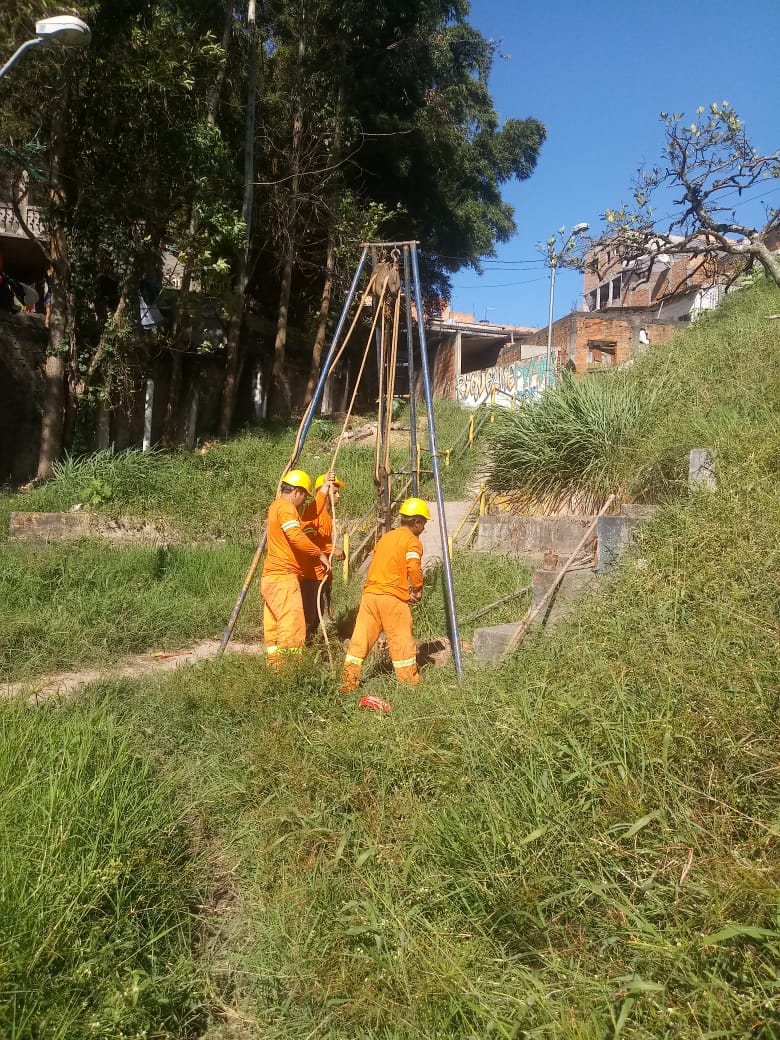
left=319, top=553, right=332, bottom=573
left=409, top=588, right=422, bottom=604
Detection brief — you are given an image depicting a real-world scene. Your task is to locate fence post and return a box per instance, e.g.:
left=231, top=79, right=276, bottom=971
left=416, top=441, right=422, bottom=483
left=490, top=388, right=496, bottom=422
left=468, top=414, right=474, bottom=447
left=448, top=534, right=453, bottom=560
left=342, top=532, right=350, bottom=583
left=479, top=483, right=486, bottom=516
left=445, top=449, right=451, bottom=468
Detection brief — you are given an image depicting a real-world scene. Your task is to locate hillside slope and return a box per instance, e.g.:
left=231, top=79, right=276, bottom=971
left=1, top=280, right=779, bottom=1039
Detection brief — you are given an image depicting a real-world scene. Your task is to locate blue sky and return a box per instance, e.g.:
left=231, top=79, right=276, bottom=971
left=448, top=0, right=780, bottom=328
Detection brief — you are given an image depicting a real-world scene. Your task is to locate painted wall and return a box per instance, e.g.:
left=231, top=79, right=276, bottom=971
left=455, top=355, right=550, bottom=407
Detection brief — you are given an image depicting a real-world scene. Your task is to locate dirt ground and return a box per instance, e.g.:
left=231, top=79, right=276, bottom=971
left=1, top=639, right=264, bottom=704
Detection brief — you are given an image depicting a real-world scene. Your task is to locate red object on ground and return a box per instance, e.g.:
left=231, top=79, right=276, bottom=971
left=358, top=695, right=392, bottom=713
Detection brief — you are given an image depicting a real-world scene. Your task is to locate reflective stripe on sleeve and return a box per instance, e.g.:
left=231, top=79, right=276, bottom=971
left=281, top=519, right=301, bottom=532
left=265, top=645, right=278, bottom=655
left=405, top=551, right=421, bottom=560
left=392, top=657, right=417, bottom=668
left=277, top=646, right=303, bottom=655
left=344, top=653, right=364, bottom=666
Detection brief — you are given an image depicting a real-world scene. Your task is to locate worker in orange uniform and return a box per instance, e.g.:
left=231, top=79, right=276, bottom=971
left=340, top=497, right=431, bottom=693
left=300, top=471, right=346, bottom=639
left=261, top=469, right=330, bottom=670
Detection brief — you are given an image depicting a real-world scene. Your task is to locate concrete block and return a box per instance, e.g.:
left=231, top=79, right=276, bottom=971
left=596, top=515, right=642, bottom=573
left=472, top=622, right=519, bottom=664
left=476, top=514, right=597, bottom=557
left=9, top=511, right=169, bottom=546
left=532, top=566, right=600, bottom=626
left=689, top=448, right=717, bottom=492
left=9, top=512, right=94, bottom=542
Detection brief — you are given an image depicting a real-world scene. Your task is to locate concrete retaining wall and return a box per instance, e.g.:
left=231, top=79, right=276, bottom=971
left=476, top=514, right=598, bottom=556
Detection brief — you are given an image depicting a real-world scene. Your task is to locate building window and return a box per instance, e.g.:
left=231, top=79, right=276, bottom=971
left=587, top=289, right=597, bottom=311
left=611, top=275, right=622, bottom=303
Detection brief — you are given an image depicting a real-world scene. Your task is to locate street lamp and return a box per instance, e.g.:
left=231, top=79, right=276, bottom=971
left=544, top=221, right=589, bottom=391
left=0, top=15, right=91, bottom=81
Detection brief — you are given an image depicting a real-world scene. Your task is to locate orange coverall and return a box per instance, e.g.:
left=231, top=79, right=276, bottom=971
left=341, top=525, right=423, bottom=691
left=261, top=497, right=322, bottom=669
left=300, top=490, right=332, bottom=637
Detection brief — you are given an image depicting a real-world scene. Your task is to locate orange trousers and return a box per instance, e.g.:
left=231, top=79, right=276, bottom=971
left=261, top=573, right=306, bottom=670
left=341, top=591, right=419, bottom=691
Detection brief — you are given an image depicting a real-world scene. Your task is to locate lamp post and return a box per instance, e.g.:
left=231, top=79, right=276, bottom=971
left=0, top=15, right=91, bottom=81
left=544, top=221, right=589, bottom=391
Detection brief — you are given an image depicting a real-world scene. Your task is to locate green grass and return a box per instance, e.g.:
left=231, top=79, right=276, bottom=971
left=0, top=542, right=258, bottom=683
left=48, top=459, right=779, bottom=1037
left=1, top=402, right=486, bottom=544
left=0, top=701, right=206, bottom=1039
left=0, top=401, right=487, bottom=683
left=2, top=286, right=780, bottom=1037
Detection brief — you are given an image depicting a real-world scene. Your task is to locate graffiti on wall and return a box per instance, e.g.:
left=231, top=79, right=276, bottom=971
left=455, top=355, right=551, bottom=407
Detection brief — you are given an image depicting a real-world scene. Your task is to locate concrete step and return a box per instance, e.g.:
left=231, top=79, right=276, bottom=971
left=419, top=499, right=473, bottom=570
left=472, top=564, right=601, bottom=664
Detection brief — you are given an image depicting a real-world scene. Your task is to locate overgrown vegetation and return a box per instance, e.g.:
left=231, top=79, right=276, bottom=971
left=0, top=702, right=205, bottom=1039
left=488, top=277, right=780, bottom=509
left=39, top=452, right=780, bottom=1037
left=2, top=287, right=779, bottom=1036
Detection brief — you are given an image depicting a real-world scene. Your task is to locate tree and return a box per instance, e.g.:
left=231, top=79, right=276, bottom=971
left=600, top=103, right=780, bottom=288
left=248, top=0, right=546, bottom=417
left=1, top=1, right=237, bottom=471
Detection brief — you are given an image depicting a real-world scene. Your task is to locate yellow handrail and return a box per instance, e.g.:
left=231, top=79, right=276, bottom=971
left=449, top=482, right=492, bottom=550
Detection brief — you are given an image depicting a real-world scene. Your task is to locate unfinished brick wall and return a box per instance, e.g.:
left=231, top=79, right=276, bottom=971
left=584, top=245, right=724, bottom=311
left=430, top=335, right=456, bottom=398
left=522, top=312, right=682, bottom=374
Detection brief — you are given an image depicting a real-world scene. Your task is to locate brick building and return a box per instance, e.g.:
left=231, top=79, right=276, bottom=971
left=582, top=237, right=726, bottom=319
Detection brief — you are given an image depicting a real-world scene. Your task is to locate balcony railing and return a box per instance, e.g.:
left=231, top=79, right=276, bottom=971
left=0, top=200, right=47, bottom=239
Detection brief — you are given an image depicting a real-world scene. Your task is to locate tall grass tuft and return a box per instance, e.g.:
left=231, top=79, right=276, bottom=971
left=0, top=699, right=205, bottom=1039
left=488, top=370, right=669, bottom=510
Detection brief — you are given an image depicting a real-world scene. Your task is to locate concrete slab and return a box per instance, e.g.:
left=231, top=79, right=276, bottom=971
left=596, top=515, right=642, bottom=574
left=472, top=622, right=519, bottom=664
left=419, top=499, right=472, bottom=570
left=477, top=514, right=598, bottom=557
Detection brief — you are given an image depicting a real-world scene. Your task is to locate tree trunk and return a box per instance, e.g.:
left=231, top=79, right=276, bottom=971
left=165, top=4, right=233, bottom=447
left=162, top=347, right=184, bottom=446
left=269, top=85, right=304, bottom=417
left=270, top=239, right=295, bottom=416
left=218, top=0, right=257, bottom=438
left=305, top=226, right=336, bottom=401
left=37, top=77, right=72, bottom=480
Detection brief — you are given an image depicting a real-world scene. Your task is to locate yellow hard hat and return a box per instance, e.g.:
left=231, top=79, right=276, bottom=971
left=398, top=497, right=432, bottom=521
left=314, top=473, right=345, bottom=492
left=281, top=469, right=313, bottom=495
